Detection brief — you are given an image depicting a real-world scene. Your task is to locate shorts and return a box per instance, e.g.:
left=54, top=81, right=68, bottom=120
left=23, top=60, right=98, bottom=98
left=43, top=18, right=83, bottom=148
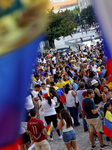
left=18, top=132, right=30, bottom=145
left=86, top=116, right=103, bottom=133
left=63, top=130, right=76, bottom=143
left=55, top=106, right=61, bottom=113
left=34, top=139, right=51, bottom=150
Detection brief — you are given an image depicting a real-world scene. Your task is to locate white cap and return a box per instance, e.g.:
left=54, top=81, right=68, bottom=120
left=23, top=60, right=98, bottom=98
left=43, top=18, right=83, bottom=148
left=91, top=79, right=98, bottom=86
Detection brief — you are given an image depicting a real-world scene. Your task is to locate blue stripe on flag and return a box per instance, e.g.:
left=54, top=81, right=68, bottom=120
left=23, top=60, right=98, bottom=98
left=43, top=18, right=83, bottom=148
left=0, top=36, right=43, bottom=147
left=102, top=118, right=112, bottom=131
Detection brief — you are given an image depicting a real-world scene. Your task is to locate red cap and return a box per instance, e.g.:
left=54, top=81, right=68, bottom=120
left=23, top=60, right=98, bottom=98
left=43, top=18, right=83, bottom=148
left=82, top=91, right=87, bottom=97
left=44, top=93, right=48, bottom=98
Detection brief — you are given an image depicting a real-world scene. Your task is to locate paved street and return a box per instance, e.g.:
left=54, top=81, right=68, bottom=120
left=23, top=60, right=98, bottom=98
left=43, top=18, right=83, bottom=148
left=31, top=118, right=112, bottom=150
left=55, top=30, right=100, bottom=50
left=49, top=118, right=112, bottom=150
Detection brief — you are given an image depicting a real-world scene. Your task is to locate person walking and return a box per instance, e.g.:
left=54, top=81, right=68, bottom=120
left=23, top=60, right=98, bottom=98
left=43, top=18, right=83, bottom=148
left=83, top=89, right=108, bottom=150
left=27, top=108, right=51, bottom=150
left=41, top=93, right=62, bottom=140
left=65, top=84, right=80, bottom=126
left=58, top=109, right=80, bottom=150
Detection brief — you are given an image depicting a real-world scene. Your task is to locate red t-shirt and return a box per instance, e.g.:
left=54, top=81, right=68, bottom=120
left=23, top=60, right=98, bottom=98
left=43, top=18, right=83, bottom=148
left=100, top=85, right=104, bottom=92
left=27, top=118, right=45, bottom=142
left=82, top=99, right=86, bottom=118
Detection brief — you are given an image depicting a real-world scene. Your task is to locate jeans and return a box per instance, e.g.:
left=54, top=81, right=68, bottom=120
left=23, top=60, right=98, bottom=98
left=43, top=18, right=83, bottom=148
left=63, top=130, right=76, bottom=143
left=67, top=107, right=80, bottom=126
left=81, top=110, right=88, bottom=130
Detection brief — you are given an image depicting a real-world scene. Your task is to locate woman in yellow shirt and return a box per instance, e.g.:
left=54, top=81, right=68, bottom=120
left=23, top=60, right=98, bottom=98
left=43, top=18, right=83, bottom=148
left=63, top=75, right=72, bottom=85
left=56, top=76, right=66, bottom=91
left=103, top=102, right=112, bottom=142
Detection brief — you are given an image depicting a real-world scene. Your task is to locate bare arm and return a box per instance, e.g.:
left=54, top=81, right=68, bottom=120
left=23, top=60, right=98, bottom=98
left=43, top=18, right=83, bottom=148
left=37, top=101, right=40, bottom=116
left=58, top=119, right=65, bottom=130
left=42, top=128, right=48, bottom=140
left=72, top=90, right=76, bottom=97
left=102, top=93, right=107, bottom=103
left=91, top=105, right=101, bottom=114
left=94, top=88, right=102, bottom=97
left=28, top=130, right=33, bottom=140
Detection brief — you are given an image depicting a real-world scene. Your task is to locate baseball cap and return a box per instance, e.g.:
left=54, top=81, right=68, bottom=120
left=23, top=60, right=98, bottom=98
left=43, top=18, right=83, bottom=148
left=74, top=75, right=78, bottom=80
left=82, top=91, right=87, bottom=97
left=44, top=93, right=48, bottom=99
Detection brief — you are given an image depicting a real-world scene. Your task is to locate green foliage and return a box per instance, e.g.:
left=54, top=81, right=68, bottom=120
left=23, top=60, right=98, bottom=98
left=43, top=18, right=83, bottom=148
left=68, top=6, right=95, bottom=25
left=46, top=9, right=76, bottom=45
left=80, top=6, right=95, bottom=24
left=68, top=7, right=80, bottom=24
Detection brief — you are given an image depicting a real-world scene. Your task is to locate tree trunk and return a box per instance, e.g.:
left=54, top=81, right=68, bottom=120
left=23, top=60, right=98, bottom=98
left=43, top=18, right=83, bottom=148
left=45, top=39, right=55, bottom=49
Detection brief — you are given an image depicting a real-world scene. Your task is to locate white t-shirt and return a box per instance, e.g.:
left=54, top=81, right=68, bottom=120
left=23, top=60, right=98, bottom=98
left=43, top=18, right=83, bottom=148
left=25, top=95, right=34, bottom=111
left=19, top=123, right=26, bottom=134
left=62, top=118, right=74, bottom=132
left=42, top=88, right=49, bottom=96
left=31, top=90, right=39, bottom=98
left=41, top=99, right=56, bottom=116
left=52, top=56, right=56, bottom=64
left=65, top=90, right=75, bottom=107
left=53, top=68, right=56, bottom=75
left=53, top=96, right=60, bottom=108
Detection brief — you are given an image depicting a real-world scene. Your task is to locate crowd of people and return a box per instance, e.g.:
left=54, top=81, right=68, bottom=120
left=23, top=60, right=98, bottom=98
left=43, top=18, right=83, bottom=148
left=18, top=38, right=112, bottom=150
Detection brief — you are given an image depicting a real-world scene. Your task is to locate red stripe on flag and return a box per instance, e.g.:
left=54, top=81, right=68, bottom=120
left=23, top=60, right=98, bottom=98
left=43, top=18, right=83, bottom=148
left=103, top=125, right=112, bottom=138
left=107, top=59, right=112, bottom=81
left=60, top=94, right=66, bottom=104
left=0, top=140, right=19, bottom=150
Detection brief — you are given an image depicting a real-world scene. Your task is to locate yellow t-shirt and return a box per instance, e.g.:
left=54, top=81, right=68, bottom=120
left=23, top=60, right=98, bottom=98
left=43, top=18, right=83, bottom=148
left=64, top=80, right=72, bottom=85
left=105, top=110, right=112, bottom=122
left=56, top=81, right=66, bottom=89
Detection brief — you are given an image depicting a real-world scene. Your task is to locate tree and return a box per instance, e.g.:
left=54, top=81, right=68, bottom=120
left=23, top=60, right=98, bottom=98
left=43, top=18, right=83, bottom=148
left=46, top=9, right=76, bottom=48
left=80, top=6, right=95, bottom=25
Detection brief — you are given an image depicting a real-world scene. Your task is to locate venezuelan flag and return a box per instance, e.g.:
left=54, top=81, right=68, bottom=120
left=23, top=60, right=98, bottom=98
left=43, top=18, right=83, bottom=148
left=0, top=0, right=48, bottom=149
left=54, top=86, right=66, bottom=104
left=103, top=117, right=112, bottom=138
left=47, top=122, right=53, bottom=137
left=93, top=0, right=112, bottom=80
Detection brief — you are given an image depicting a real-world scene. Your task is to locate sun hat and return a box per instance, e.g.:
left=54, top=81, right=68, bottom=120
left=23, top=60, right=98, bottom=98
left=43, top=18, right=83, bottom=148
left=91, top=79, right=98, bottom=86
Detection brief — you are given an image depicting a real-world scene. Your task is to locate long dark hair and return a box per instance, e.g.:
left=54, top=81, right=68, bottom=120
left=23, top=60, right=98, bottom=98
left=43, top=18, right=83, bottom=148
left=46, top=96, right=52, bottom=106
left=49, top=89, right=61, bottom=103
left=60, top=109, right=73, bottom=128
left=65, top=84, right=70, bottom=94
left=104, top=102, right=111, bottom=116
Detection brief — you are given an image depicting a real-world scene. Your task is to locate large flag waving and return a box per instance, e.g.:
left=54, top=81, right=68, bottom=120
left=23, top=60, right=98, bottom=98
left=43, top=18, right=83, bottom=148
left=93, top=0, right=112, bottom=78
left=0, top=0, right=48, bottom=149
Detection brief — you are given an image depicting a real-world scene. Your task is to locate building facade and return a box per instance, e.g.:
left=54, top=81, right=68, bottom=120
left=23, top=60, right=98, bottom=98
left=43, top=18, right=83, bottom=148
left=50, top=0, right=69, bottom=4
left=78, top=0, right=91, bottom=12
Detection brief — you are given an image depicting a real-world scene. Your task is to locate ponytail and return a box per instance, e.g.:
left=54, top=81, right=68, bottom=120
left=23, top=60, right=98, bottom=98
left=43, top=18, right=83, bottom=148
left=104, top=102, right=111, bottom=116
left=47, top=96, right=52, bottom=106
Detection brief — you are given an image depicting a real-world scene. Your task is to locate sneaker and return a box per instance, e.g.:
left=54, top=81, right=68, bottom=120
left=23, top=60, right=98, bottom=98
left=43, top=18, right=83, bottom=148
left=100, top=144, right=108, bottom=149
left=59, top=135, right=63, bottom=140
left=79, top=114, right=82, bottom=118
left=49, top=137, right=53, bottom=141
left=91, top=145, right=96, bottom=150
left=106, top=136, right=110, bottom=141
left=84, top=129, right=88, bottom=132
left=94, top=137, right=99, bottom=144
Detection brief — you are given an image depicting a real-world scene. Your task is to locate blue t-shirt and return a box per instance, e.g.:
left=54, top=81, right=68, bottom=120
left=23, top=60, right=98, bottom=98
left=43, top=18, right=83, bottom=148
left=83, top=98, right=99, bottom=119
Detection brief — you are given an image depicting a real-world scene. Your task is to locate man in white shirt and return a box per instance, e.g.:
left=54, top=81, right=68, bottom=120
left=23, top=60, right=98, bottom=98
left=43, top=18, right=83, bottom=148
left=41, top=83, right=49, bottom=97
left=52, top=56, right=56, bottom=64
left=32, top=84, right=41, bottom=101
